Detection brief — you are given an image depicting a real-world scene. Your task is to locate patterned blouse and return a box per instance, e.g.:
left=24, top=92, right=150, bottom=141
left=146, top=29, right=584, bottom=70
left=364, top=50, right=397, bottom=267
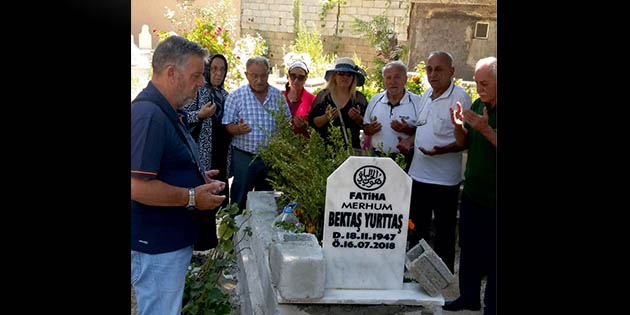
left=183, top=85, right=231, bottom=177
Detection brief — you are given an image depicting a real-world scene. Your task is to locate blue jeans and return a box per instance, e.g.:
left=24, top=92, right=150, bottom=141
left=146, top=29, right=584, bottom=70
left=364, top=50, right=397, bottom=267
left=131, top=246, right=193, bottom=315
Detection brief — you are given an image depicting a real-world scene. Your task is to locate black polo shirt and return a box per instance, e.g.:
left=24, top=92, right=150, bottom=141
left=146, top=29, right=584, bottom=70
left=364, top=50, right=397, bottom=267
left=131, top=81, right=207, bottom=254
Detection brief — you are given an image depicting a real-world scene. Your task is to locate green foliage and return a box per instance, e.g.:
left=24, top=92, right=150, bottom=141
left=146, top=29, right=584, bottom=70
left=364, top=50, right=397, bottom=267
left=287, top=24, right=336, bottom=78
left=319, top=0, right=347, bottom=34
left=455, top=77, right=480, bottom=101
left=367, top=142, right=407, bottom=171
left=158, top=0, right=268, bottom=91
left=405, top=61, right=427, bottom=96
left=351, top=15, right=409, bottom=93
left=255, top=103, right=352, bottom=240
left=181, top=203, right=252, bottom=315
left=274, top=220, right=306, bottom=233
left=292, top=0, right=302, bottom=34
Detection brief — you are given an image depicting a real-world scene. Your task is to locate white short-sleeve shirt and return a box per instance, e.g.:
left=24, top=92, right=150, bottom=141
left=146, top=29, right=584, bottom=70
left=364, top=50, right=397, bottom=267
left=408, top=82, right=472, bottom=186
left=363, top=90, right=423, bottom=154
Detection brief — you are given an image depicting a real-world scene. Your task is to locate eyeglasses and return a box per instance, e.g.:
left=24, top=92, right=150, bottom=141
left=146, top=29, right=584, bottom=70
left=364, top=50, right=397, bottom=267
left=336, top=71, right=353, bottom=77
left=246, top=72, right=269, bottom=80
left=289, top=73, right=307, bottom=81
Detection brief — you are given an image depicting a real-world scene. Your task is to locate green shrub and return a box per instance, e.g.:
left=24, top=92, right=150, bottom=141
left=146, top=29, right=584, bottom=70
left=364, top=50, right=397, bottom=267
left=255, top=105, right=352, bottom=240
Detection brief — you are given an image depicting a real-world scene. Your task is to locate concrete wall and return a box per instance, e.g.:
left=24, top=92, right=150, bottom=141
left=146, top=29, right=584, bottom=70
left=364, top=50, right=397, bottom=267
left=241, top=0, right=411, bottom=72
left=131, top=0, right=496, bottom=80
left=407, top=0, right=497, bottom=81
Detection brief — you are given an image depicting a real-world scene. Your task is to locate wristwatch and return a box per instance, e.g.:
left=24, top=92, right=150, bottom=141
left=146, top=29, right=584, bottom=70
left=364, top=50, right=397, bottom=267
left=186, top=187, right=196, bottom=210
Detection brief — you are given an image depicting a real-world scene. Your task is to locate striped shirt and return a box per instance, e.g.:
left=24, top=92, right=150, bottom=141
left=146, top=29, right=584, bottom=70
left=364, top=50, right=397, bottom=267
left=222, top=84, right=290, bottom=154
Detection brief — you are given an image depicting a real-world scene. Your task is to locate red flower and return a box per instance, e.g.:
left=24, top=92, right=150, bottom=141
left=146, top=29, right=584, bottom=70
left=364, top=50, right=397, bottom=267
left=204, top=31, right=209, bottom=35
left=152, top=28, right=156, bottom=33
left=217, top=27, right=222, bottom=32
left=236, top=56, right=240, bottom=60
left=224, top=30, right=229, bottom=33
left=223, top=43, right=227, bottom=46
left=211, top=35, right=216, bottom=39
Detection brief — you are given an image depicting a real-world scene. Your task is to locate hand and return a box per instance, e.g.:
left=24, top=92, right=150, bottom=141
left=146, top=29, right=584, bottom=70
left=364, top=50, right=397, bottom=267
left=348, top=105, right=363, bottom=125
left=462, top=106, right=489, bottom=133
left=418, top=145, right=448, bottom=156
left=391, top=117, right=414, bottom=134
left=237, top=117, right=252, bottom=135
left=204, top=169, right=223, bottom=186
left=293, top=115, right=306, bottom=129
left=364, top=116, right=382, bottom=136
left=325, top=104, right=339, bottom=121
left=396, top=135, right=414, bottom=154
left=194, top=182, right=226, bottom=210
left=198, top=101, right=217, bottom=119
left=450, top=101, right=464, bottom=126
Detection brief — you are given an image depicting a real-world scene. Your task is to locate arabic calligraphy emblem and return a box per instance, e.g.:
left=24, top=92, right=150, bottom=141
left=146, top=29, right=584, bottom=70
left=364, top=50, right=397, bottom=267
left=353, top=165, right=386, bottom=191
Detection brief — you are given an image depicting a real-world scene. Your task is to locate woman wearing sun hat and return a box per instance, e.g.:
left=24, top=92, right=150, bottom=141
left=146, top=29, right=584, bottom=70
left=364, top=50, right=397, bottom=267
left=308, top=57, right=368, bottom=151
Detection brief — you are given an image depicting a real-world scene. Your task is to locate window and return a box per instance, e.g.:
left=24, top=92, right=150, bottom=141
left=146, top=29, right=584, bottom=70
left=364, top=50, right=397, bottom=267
left=474, top=22, right=489, bottom=40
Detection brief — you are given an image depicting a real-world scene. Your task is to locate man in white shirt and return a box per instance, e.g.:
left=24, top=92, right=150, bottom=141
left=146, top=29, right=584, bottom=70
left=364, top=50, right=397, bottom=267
left=363, top=61, right=422, bottom=170
left=398, top=51, right=472, bottom=273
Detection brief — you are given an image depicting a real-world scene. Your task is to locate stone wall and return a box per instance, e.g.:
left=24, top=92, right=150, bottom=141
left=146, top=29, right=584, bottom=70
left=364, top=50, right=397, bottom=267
left=241, top=0, right=411, bottom=72
left=407, top=0, right=497, bottom=80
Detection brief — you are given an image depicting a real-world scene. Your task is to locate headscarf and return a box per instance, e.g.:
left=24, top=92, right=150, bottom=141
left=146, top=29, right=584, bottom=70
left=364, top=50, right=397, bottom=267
left=204, top=54, right=228, bottom=120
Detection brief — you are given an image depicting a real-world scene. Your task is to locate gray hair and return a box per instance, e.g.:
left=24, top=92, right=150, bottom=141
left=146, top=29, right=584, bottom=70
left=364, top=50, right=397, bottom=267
left=152, top=36, right=208, bottom=75
left=475, top=57, right=497, bottom=80
left=428, top=51, right=454, bottom=68
left=381, top=60, right=408, bottom=76
left=246, top=56, right=270, bottom=73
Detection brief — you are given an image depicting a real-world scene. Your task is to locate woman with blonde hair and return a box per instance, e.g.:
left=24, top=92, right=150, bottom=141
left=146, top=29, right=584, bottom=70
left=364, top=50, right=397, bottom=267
left=308, top=57, right=368, bottom=150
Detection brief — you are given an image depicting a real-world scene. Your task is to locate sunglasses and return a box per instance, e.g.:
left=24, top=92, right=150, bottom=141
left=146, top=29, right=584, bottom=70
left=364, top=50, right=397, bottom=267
left=289, top=73, right=307, bottom=81
left=336, top=71, right=353, bottom=77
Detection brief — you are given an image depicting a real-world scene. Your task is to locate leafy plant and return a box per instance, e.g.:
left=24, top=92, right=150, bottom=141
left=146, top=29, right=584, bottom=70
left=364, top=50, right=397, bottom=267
left=181, top=203, right=252, bottom=315
left=405, top=61, right=427, bottom=96
left=274, top=220, right=305, bottom=233
left=351, top=15, right=409, bottom=92
left=319, top=0, right=347, bottom=53
left=286, top=23, right=335, bottom=78
left=255, top=103, right=352, bottom=240
left=367, top=142, right=407, bottom=171
left=157, top=0, right=263, bottom=91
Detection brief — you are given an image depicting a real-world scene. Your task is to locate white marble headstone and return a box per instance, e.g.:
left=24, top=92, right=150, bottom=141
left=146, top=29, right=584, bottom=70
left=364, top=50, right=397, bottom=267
left=322, top=156, right=412, bottom=290
left=138, top=24, right=152, bottom=50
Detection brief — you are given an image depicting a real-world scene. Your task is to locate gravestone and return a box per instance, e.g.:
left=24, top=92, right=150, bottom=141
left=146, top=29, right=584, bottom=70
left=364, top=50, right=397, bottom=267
left=138, top=24, right=152, bottom=49
left=322, top=156, right=412, bottom=290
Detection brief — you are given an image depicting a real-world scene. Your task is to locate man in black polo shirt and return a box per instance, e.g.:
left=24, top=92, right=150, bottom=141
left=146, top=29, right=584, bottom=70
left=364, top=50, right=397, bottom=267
left=443, top=57, right=497, bottom=315
left=131, top=36, right=226, bottom=315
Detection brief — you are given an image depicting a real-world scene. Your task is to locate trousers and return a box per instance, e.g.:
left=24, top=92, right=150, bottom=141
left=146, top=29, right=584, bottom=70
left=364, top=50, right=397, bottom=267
left=408, top=180, right=460, bottom=273
left=457, top=193, right=496, bottom=315
left=230, top=147, right=273, bottom=211
left=131, top=246, right=193, bottom=315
